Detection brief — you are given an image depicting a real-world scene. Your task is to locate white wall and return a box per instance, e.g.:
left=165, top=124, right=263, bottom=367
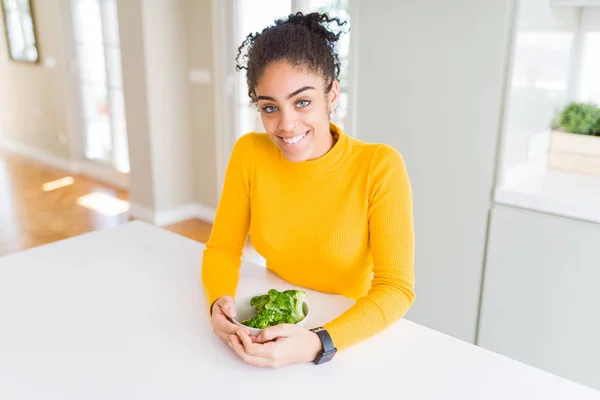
left=141, top=0, right=195, bottom=211
left=118, top=0, right=199, bottom=219
left=499, top=0, right=580, bottom=179
left=185, top=0, right=219, bottom=209
left=355, top=0, right=514, bottom=343
left=479, top=204, right=600, bottom=391
left=118, top=0, right=156, bottom=209
left=0, top=0, right=70, bottom=159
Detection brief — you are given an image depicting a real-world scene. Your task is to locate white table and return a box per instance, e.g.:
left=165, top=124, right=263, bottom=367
left=0, top=221, right=598, bottom=400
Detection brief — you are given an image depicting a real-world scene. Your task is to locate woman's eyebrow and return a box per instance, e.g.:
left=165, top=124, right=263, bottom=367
left=257, top=86, right=315, bottom=101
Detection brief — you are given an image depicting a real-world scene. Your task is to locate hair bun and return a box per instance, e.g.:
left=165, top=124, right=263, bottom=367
left=284, top=12, right=347, bottom=44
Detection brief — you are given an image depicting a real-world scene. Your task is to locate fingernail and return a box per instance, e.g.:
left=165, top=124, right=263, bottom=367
left=228, top=341, right=232, bottom=347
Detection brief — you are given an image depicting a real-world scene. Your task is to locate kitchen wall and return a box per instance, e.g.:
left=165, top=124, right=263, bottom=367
left=117, top=0, right=156, bottom=210
left=0, top=0, right=70, bottom=160
left=140, top=0, right=195, bottom=211
left=355, top=0, right=515, bottom=343
left=184, top=0, right=219, bottom=209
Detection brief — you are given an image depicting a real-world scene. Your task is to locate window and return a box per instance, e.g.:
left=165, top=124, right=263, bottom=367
left=577, top=33, right=600, bottom=105
left=70, top=0, right=129, bottom=173
left=574, top=9, right=600, bottom=105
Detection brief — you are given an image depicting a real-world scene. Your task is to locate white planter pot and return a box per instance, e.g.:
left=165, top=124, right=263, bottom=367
left=548, top=130, right=600, bottom=177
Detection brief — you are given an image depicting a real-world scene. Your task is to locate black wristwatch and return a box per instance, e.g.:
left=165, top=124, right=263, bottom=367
left=310, top=327, right=337, bottom=365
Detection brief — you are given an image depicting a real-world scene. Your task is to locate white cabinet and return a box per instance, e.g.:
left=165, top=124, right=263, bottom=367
left=478, top=204, right=600, bottom=390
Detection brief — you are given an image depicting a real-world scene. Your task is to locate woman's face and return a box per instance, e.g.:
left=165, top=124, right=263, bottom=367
left=254, top=61, right=339, bottom=162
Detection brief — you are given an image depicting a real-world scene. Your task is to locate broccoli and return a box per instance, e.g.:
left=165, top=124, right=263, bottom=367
left=270, top=310, right=297, bottom=325
left=242, top=309, right=279, bottom=329
left=284, top=289, right=307, bottom=322
left=241, top=288, right=307, bottom=328
left=282, top=312, right=297, bottom=324
left=249, top=294, right=269, bottom=309
left=264, top=289, right=293, bottom=313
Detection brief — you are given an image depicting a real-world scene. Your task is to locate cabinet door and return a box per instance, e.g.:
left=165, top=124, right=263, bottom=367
left=478, top=204, right=600, bottom=390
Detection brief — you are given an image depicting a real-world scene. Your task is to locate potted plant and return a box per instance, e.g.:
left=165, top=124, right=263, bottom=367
left=548, top=102, right=600, bottom=177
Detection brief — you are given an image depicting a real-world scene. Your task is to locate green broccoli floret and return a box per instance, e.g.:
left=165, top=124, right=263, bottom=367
left=282, top=312, right=297, bottom=324
left=242, top=309, right=279, bottom=329
left=264, top=289, right=293, bottom=313
left=249, top=294, right=269, bottom=310
left=272, top=310, right=297, bottom=325
left=242, top=308, right=297, bottom=328
left=284, top=289, right=307, bottom=321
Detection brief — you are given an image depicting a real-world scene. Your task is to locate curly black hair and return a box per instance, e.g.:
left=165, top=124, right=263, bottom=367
left=235, top=12, right=348, bottom=104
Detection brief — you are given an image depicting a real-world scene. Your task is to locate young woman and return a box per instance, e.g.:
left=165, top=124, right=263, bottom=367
left=202, top=12, right=415, bottom=368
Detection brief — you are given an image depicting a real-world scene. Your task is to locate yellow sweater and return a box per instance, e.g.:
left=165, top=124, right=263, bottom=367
left=201, top=123, right=415, bottom=351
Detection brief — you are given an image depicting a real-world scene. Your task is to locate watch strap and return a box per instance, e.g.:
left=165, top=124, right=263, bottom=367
left=310, top=327, right=337, bottom=364
left=311, top=327, right=335, bottom=353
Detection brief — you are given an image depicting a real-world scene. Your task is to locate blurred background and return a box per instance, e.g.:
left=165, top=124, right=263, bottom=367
left=1, top=0, right=600, bottom=391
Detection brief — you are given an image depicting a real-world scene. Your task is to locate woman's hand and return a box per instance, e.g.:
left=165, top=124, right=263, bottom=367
left=229, top=324, right=323, bottom=368
left=210, top=296, right=249, bottom=342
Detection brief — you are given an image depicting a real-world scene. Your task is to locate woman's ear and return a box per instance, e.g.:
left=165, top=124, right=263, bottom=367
left=328, top=79, right=340, bottom=113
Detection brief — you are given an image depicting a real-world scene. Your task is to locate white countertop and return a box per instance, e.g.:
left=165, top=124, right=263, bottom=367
left=495, top=168, right=600, bottom=225
left=0, top=221, right=598, bottom=399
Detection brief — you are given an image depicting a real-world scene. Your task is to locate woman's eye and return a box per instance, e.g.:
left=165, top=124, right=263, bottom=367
left=296, top=100, right=311, bottom=108
left=262, top=105, right=278, bottom=114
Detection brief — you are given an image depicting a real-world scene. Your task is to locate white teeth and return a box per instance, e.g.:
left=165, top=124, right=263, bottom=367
left=282, top=132, right=307, bottom=144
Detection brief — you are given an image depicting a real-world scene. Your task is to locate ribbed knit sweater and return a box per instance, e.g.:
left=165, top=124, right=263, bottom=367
left=201, top=123, right=415, bottom=351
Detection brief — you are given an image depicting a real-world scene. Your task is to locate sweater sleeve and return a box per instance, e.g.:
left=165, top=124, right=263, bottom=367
left=323, top=145, right=415, bottom=351
left=201, top=134, right=254, bottom=309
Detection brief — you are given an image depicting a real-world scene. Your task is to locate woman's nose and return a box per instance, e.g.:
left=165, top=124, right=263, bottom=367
left=278, top=114, right=297, bottom=132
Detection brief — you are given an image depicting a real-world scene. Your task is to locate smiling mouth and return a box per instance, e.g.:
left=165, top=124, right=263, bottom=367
left=279, top=130, right=310, bottom=145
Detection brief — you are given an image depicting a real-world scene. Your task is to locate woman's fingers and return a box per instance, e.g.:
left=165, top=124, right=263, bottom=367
left=213, top=317, right=250, bottom=341
left=222, top=304, right=236, bottom=319
left=230, top=335, right=277, bottom=368
left=216, top=296, right=237, bottom=319
left=210, top=297, right=249, bottom=339
left=213, top=326, right=233, bottom=342
left=237, top=330, right=279, bottom=358
left=216, top=314, right=243, bottom=334
left=256, top=324, right=292, bottom=343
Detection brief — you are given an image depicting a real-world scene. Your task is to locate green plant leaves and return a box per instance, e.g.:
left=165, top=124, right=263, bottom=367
left=558, top=102, right=600, bottom=136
